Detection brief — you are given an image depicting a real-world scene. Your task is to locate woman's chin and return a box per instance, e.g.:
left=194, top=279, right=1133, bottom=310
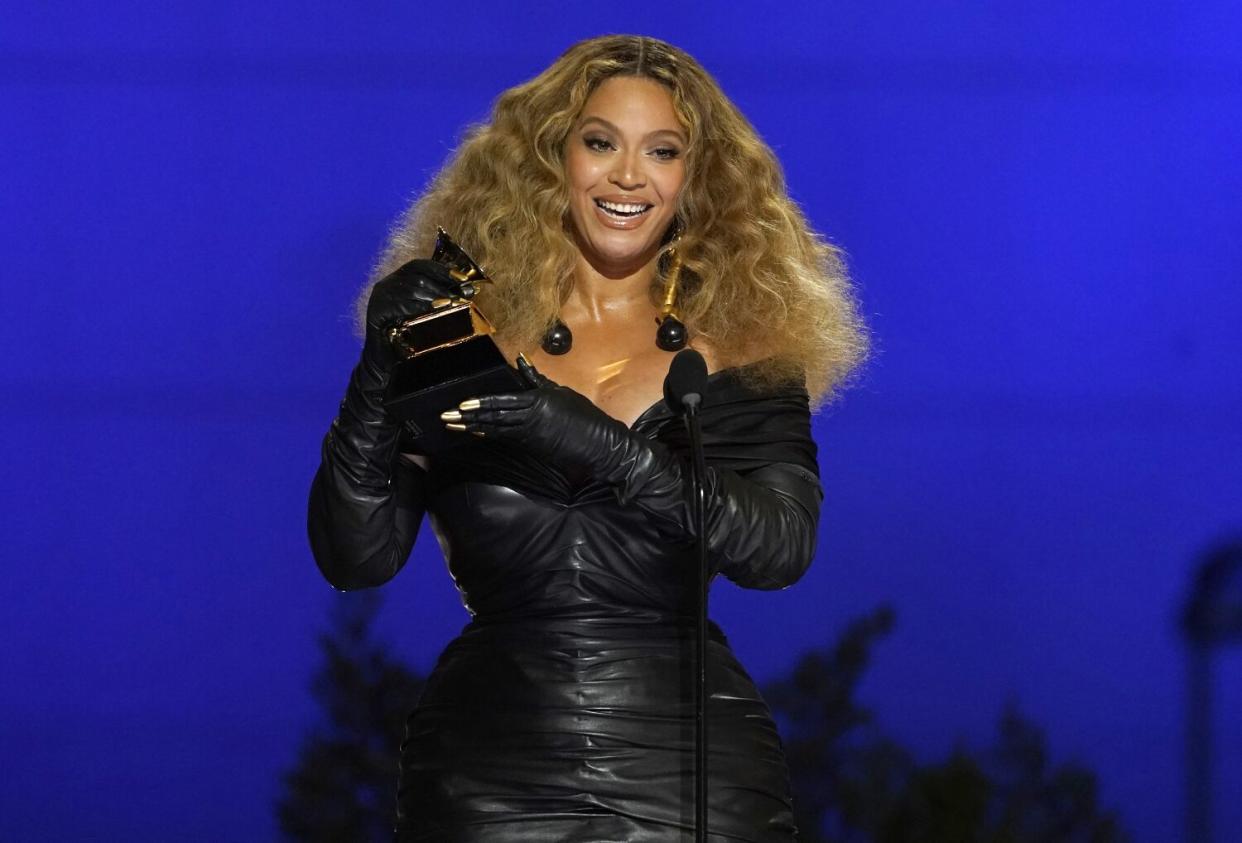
left=581, top=245, right=660, bottom=278
left=575, top=227, right=666, bottom=275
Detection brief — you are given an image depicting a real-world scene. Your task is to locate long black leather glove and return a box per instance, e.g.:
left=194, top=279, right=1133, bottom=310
left=307, top=259, right=465, bottom=590
left=450, top=357, right=823, bottom=589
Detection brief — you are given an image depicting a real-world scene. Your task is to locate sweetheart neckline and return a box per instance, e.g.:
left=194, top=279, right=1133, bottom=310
left=620, top=364, right=750, bottom=431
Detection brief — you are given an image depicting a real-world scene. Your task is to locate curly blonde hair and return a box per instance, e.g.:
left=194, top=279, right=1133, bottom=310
left=364, top=34, right=867, bottom=404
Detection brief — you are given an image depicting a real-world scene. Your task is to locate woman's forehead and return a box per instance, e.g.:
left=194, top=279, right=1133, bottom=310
left=577, top=77, right=686, bottom=135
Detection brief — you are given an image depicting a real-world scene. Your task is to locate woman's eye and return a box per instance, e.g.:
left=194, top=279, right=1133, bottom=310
left=651, top=147, right=681, bottom=160
left=584, top=137, right=613, bottom=152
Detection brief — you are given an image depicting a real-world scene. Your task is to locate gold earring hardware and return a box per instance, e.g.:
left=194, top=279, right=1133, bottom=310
left=660, top=248, right=684, bottom=321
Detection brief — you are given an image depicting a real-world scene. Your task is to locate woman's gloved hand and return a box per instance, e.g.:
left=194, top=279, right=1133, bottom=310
left=445, top=357, right=823, bottom=590
left=445, top=355, right=637, bottom=483
left=362, top=259, right=469, bottom=378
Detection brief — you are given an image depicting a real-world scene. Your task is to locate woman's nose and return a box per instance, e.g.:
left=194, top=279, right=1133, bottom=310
left=609, top=150, right=645, bottom=189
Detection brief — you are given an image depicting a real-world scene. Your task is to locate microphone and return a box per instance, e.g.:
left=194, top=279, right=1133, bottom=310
left=664, top=348, right=709, bottom=415
left=663, top=347, right=712, bottom=843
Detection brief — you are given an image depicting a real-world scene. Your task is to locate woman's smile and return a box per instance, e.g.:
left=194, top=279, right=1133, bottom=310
left=592, top=195, right=655, bottom=226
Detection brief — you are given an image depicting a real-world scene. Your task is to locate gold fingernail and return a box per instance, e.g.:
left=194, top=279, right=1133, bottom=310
left=458, top=398, right=481, bottom=411
left=440, top=410, right=462, bottom=422
left=445, top=422, right=467, bottom=432
left=470, top=430, right=485, bottom=438
left=517, top=351, right=530, bottom=366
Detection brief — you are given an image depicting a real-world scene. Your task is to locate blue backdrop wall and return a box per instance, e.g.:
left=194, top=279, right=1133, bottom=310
left=2, top=3, right=1240, bottom=840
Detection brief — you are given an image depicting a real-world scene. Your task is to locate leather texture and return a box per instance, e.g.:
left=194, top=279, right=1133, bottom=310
left=308, top=361, right=823, bottom=841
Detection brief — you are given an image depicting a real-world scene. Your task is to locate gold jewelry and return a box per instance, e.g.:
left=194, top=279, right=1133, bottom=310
left=655, top=245, right=688, bottom=351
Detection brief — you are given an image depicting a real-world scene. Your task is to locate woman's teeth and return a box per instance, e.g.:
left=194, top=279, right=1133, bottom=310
left=595, top=199, right=651, bottom=218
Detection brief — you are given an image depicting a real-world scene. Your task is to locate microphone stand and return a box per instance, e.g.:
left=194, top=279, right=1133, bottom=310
left=681, top=394, right=709, bottom=843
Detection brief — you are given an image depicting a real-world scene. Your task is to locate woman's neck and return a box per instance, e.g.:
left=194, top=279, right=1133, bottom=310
left=564, top=252, right=660, bottom=324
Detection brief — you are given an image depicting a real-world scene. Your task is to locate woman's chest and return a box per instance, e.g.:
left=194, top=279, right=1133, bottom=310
left=503, top=339, right=715, bottom=429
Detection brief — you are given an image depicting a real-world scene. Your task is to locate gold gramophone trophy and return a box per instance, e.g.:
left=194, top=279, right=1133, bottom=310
left=383, top=228, right=527, bottom=452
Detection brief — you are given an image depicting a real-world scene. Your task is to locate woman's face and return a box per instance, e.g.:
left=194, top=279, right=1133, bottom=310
left=564, top=76, right=687, bottom=278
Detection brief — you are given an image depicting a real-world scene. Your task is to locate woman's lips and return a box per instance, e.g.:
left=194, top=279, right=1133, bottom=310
left=593, top=197, right=654, bottom=228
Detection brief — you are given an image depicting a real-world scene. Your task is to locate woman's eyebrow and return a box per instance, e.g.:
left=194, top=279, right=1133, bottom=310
left=577, top=115, right=686, bottom=144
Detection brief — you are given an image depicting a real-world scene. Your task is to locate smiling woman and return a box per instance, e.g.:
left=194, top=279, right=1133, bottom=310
left=308, top=34, right=867, bottom=841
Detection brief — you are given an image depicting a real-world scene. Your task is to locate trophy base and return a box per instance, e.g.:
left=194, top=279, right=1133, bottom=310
left=383, top=334, right=525, bottom=454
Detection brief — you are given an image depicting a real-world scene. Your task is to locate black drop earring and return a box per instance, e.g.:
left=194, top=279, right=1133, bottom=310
left=541, top=319, right=572, bottom=355
left=655, top=246, right=688, bottom=352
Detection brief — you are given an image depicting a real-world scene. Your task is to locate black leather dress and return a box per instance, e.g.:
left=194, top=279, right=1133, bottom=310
left=309, top=362, right=823, bottom=841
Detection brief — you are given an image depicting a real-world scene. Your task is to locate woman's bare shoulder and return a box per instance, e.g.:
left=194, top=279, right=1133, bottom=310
left=691, top=335, right=770, bottom=376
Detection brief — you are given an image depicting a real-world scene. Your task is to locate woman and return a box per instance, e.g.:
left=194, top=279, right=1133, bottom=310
left=309, top=35, right=866, bottom=841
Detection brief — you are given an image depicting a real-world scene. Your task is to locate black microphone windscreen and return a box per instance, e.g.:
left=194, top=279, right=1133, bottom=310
left=664, top=348, right=709, bottom=413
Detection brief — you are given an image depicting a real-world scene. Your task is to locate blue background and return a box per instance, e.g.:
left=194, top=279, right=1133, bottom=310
left=2, top=3, right=1239, bottom=840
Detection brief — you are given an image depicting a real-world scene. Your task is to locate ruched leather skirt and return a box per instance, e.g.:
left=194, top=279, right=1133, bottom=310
left=395, top=617, right=797, bottom=841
